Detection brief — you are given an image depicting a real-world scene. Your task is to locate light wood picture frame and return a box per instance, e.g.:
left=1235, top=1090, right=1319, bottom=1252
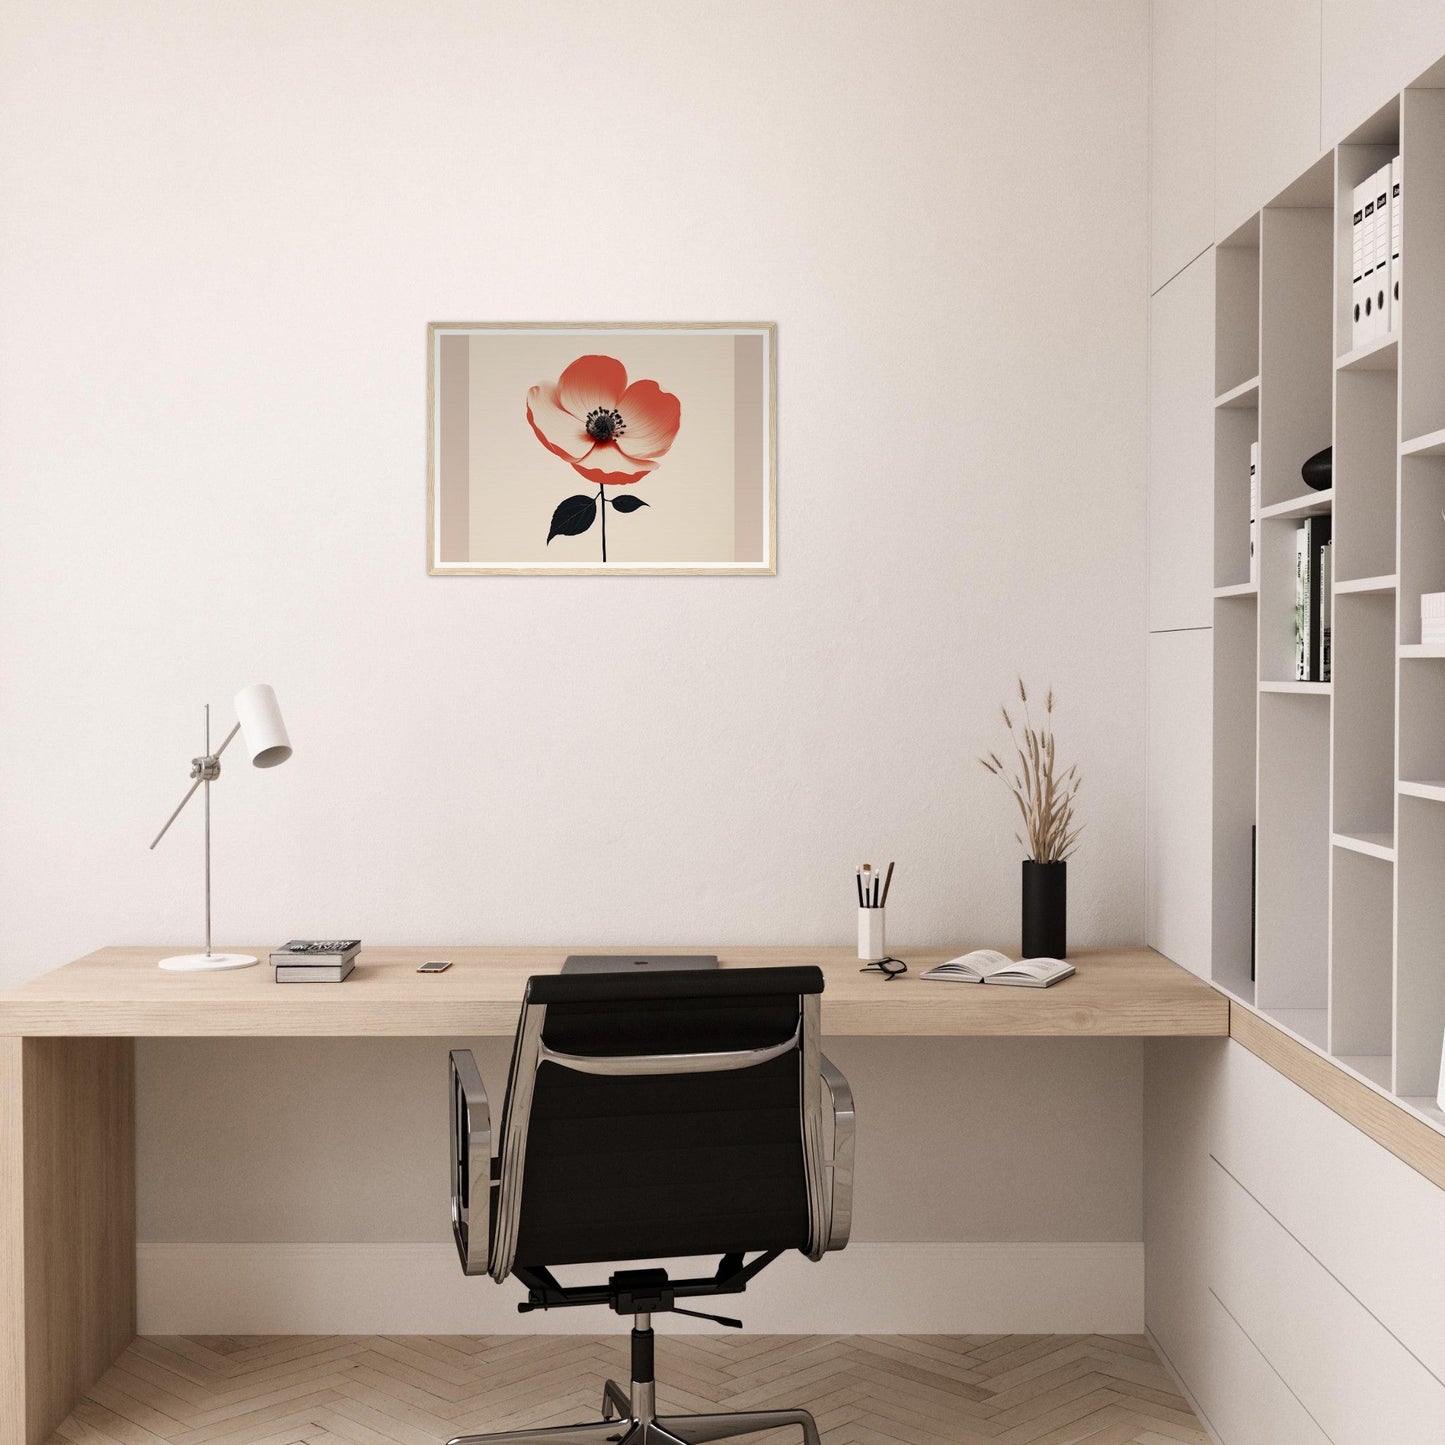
left=428, top=322, right=776, bottom=575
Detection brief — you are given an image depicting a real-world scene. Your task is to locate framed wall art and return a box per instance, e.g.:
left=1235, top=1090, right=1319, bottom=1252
left=428, top=322, right=776, bottom=575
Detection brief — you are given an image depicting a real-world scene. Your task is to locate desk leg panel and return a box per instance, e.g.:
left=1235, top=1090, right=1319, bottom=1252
left=0, top=1037, right=136, bottom=1445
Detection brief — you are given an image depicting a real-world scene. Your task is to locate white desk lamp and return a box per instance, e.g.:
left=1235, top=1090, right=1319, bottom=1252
left=149, top=683, right=292, bottom=972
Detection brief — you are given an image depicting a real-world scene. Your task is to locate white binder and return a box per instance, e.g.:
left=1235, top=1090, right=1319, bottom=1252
left=1361, top=175, right=1379, bottom=342
left=1249, top=441, right=1259, bottom=586
left=1390, top=155, right=1402, bottom=333
left=1351, top=179, right=1368, bottom=349
left=1371, top=165, right=1391, bottom=341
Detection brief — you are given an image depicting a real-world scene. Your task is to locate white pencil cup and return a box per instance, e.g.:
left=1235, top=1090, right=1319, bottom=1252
left=858, top=907, right=886, bottom=963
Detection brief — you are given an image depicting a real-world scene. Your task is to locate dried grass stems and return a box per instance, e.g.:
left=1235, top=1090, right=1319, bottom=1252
left=979, top=679, right=1083, bottom=863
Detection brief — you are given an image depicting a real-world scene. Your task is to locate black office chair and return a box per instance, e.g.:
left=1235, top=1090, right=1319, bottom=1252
left=446, top=965, right=855, bottom=1445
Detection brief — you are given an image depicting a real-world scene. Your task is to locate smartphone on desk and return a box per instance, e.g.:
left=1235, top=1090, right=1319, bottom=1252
left=417, top=959, right=453, bottom=973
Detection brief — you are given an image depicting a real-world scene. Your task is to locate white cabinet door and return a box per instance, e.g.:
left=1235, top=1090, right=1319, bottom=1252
left=1147, top=629, right=1213, bottom=978
left=1322, top=0, right=1445, bottom=144
left=1150, top=0, right=1216, bottom=291
left=1215, top=0, right=1322, bottom=236
left=1149, top=252, right=1215, bottom=631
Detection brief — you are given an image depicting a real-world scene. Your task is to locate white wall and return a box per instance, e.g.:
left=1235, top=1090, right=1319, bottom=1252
left=0, top=0, right=1151, bottom=1311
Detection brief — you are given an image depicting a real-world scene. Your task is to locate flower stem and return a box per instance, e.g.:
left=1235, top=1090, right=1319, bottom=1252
left=598, top=484, right=607, bottom=563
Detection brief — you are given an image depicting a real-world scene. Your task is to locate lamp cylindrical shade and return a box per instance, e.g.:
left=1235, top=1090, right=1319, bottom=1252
left=233, top=684, right=292, bottom=768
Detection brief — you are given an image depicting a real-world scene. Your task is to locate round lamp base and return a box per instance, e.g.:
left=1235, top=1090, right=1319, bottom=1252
left=158, top=952, right=259, bottom=972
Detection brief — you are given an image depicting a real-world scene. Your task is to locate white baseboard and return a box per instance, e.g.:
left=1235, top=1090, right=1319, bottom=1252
left=137, top=1241, right=1143, bottom=1336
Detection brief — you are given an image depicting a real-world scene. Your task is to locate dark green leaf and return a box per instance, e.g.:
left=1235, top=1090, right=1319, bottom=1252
left=546, top=494, right=597, bottom=543
left=609, top=494, right=649, bottom=513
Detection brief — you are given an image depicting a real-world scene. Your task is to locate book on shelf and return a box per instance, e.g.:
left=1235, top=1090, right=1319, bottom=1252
left=1421, top=591, right=1445, bottom=643
left=920, top=950, right=1074, bottom=988
left=1295, top=525, right=1309, bottom=679
left=276, top=958, right=356, bottom=983
left=1320, top=539, right=1332, bottom=682
left=1293, top=516, right=1332, bottom=681
left=270, top=939, right=361, bottom=966
left=1249, top=441, right=1259, bottom=584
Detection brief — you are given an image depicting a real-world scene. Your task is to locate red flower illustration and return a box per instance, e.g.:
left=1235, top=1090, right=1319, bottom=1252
left=526, top=353, right=682, bottom=560
left=526, top=354, right=681, bottom=486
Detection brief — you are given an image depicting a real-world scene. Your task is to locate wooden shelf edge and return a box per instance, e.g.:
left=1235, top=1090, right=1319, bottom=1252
left=1228, top=1002, right=1445, bottom=1190
left=1213, top=581, right=1258, bottom=599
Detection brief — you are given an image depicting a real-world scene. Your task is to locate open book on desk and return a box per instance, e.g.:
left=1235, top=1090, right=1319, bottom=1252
left=920, top=949, right=1075, bottom=988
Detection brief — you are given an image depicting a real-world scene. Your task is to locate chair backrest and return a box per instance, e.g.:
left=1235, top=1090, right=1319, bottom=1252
left=488, top=966, right=827, bottom=1280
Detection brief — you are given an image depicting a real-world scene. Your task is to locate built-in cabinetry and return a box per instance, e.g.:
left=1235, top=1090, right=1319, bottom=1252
left=1211, top=68, right=1445, bottom=1134
left=1145, top=1036, right=1445, bottom=1444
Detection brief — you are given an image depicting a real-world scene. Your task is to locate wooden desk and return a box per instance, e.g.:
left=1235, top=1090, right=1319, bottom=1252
left=0, top=944, right=1223, bottom=1445
left=0, top=943, right=1225, bottom=1038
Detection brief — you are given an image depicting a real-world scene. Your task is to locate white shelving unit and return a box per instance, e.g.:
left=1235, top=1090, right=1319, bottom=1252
left=1212, top=80, right=1445, bottom=1138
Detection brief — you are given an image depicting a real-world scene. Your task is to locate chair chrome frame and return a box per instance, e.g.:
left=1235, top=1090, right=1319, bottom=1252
left=445, top=978, right=854, bottom=1445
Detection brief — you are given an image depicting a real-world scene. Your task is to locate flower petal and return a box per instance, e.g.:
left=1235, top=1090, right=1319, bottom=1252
left=526, top=382, right=592, bottom=462
left=615, top=379, right=681, bottom=461
left=571, top=440, right=657, bottom=486
left=557, top=354, right=627, bottom=420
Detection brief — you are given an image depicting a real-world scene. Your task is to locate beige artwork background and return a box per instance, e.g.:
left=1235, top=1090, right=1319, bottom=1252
left=448, top=330, right=754, bottom=567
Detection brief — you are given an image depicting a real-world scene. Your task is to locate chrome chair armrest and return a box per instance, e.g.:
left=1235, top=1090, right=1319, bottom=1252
left=819, top=1053, right=855, bottom=1251
left=449, top=1049, right=493, bottom=1276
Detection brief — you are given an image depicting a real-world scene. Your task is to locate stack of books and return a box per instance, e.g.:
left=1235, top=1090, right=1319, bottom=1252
left=1294, top=517, right=1332, bottom=682
left=270, top=939, right=361, bottom=983
left=1422, top=593, right=1445, bottom=646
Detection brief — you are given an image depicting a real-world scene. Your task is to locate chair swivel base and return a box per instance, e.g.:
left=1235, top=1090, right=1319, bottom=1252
left=445, top=1375, right=821, bottom=1445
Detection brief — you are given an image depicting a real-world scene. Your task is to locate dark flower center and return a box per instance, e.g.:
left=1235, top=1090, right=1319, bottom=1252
left=585, top=406, right=626, bottom=443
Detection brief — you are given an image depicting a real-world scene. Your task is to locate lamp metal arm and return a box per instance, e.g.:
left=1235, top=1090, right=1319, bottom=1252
left=148, top=720, right=241, bottom=850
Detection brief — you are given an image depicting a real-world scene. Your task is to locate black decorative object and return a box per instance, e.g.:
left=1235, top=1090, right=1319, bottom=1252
left=1021, top=860, right=1067, bottom=959
left=1301, top=445, right=1332, bottom=492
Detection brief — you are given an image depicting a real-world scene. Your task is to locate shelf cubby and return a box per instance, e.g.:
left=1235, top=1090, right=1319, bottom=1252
left=1257, top=506, right=1331, bottom=685
left=1334, top=370, right=1397, bottom=581
left=1396, top=796, right=1445, bottom=1100
left=1259, top=180, right=1333, bottom=511
left=1398, top=455, right=1445, bottom=644
left=1331, top=591, right=1396, bottom=836
left=1398, top=653, right=1445, bottom=783
left=1214, top=403, right=1258, bottom=589
left=1335, top=118, right=1399, bottom=362
left=1255, top=692, right=1330, bottom=1019
left=1216, top=215, right=1260, bottom=398
left=1212, top=593, right=1259, bottom=1003
left=1400, top=85, right=1445, bottom=442
left=1329, top=847, right=1393, bottom=1066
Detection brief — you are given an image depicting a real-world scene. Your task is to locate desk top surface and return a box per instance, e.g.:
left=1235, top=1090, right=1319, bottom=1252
left=0, top=944, right=1227, bottom=1037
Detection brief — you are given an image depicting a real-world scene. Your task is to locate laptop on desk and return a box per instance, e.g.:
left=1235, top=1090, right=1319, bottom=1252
left=561, top=954, right=719, bottom=974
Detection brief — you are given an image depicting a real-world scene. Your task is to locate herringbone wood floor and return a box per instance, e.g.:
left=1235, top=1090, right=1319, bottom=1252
left=49, top=1334, right=1209, bottom=1445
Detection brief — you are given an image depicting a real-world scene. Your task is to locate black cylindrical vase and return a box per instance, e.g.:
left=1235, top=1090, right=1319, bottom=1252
left=1021, top=860, right=1067, bottom=958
